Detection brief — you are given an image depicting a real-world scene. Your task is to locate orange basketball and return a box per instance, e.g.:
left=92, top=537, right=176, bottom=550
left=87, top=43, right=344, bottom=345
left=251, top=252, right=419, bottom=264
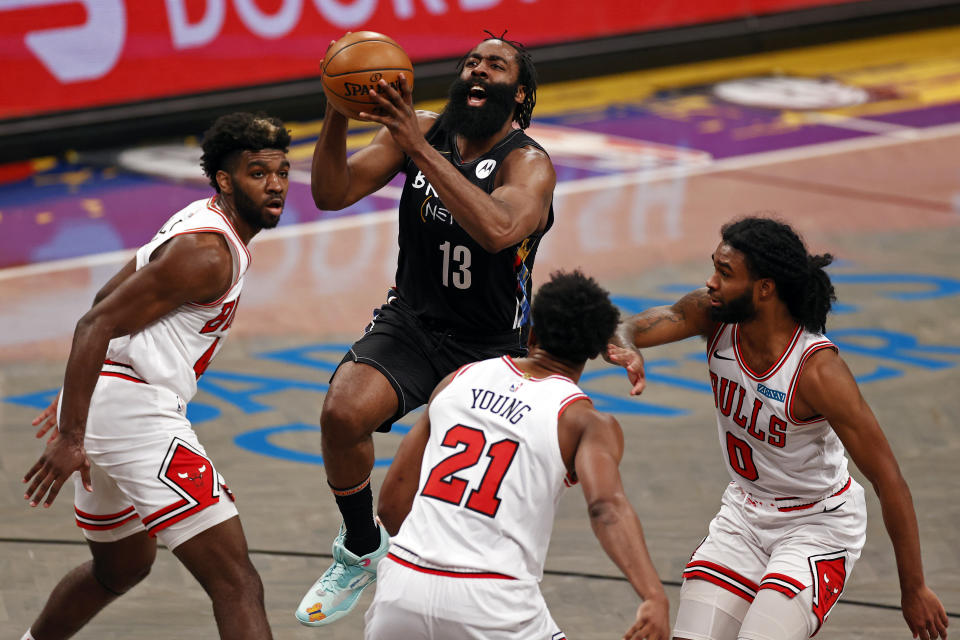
left=322, top=31, right=414, bottom=120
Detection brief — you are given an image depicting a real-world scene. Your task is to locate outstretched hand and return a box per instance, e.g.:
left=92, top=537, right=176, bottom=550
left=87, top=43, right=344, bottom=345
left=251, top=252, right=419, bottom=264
left=357, top=74, right=422, bottom=153
left=903, top=585, right=949, bottom=639
left=23, top=433, right=92, bottom=508
left=607, top=343, right=647, bottom=396
left=623, top=597, right=670, bottom=640
left=32, top=391, right=60, bottom=442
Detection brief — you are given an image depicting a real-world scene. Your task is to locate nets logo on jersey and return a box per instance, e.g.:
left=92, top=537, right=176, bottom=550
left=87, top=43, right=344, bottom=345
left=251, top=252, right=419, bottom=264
left=412, top=170, right=454, bottom=225
left=756, top=383, right=786, bottom=403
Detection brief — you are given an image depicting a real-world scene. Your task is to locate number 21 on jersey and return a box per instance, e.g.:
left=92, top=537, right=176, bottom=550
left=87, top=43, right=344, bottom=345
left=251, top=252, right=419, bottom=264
left=421, top=424, right=519, bottom=518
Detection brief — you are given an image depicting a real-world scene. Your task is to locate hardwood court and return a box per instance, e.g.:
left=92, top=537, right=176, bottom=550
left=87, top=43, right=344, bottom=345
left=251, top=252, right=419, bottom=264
left=2, top=26, right=959, bottom=639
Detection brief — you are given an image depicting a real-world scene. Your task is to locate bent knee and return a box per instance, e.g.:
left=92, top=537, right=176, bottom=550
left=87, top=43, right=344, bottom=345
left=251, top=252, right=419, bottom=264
left=320, top=393, right=386, bottom=445
left=321, top=362, right=399, bottom=436
left=320, top=402, right=369, bottom=443
left=93, top=556, right=153, bottom=595
left=202, top=558, right=265, bottom=600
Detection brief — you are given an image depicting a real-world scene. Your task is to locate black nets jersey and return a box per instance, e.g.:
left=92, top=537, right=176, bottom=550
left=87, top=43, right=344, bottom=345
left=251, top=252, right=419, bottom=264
left=395, top=118, right=554, bottom=338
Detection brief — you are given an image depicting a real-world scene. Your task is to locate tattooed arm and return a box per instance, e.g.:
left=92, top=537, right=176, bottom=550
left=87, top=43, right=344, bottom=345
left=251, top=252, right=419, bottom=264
left=606, top=288, right=717, bottom=396
left=613, top=288, right=716, bottom=349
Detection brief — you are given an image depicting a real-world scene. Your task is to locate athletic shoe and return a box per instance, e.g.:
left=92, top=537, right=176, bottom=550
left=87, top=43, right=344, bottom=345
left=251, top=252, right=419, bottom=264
left=294, top=523, right=389, bottom=626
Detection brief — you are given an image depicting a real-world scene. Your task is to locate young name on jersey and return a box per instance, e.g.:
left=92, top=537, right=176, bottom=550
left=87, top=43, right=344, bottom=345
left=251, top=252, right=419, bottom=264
left=469, top=387, right=532, bottom=425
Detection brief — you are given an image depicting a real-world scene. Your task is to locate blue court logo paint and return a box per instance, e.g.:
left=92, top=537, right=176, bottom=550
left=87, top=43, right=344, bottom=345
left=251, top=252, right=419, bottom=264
left=234, top=421, right=412, bottom=468
left=4, top=270, right=960, bottom=470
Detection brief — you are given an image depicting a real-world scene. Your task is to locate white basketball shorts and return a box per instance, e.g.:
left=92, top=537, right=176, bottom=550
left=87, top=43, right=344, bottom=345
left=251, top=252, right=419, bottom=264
left=67, top=375, right=238, bottom=550
left=365, top=553, right=566, bottom=640
left=677, top=479, right=867, bottom=637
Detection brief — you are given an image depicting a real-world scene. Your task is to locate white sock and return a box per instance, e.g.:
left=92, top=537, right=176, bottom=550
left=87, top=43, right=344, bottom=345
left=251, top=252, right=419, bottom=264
left=22, top=630, right=36, bottom=640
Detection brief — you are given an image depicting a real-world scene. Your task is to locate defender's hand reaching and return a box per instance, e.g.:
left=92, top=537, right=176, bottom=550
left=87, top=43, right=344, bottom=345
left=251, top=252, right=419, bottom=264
left=607, top=343, right=647, bottom=396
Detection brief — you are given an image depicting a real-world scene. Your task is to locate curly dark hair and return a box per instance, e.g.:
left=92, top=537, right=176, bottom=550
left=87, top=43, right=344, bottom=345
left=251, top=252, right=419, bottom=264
left=532, top=270, right=619, bottom=363
left=721, top=216, right=836, bottom=334
left=456, top=31, right=538, bottom=129
left=200, top=112, right=291, bottom=192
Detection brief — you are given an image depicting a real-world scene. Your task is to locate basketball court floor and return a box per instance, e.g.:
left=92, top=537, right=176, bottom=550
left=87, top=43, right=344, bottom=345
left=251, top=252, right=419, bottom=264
left=2, top=24, right=959, bottom=639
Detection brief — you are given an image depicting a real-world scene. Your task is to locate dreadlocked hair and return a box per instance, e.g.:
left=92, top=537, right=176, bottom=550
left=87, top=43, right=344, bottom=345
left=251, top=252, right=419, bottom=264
left=532, top=270, right=620, bottom=364
left=457, top=30, right=538, bottom=129
left=721, top=216, right=836, bottom=334
left=200, top=112, right=291, bottom=192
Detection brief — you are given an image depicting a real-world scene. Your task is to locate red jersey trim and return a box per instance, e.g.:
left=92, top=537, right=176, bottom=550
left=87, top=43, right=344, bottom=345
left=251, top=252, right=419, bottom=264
left=76, top=513, right=140, bottom=531
left=141, top=497, right=220, bottom=536
left=206, top=197, right=251, bottom=264
left=75, top=506, right=136, bottom=520
left=733, top=323, right=802, bottom=381
left=386, top=552, right=516, bottom=580
left=759, top=572, right=805, bottom=597
left=141, top=498, right=190, bottom=529
left=558, top=393, right=590, bottom=418
left=785, top=341, right=838, bottom=424
left=683, top=560, right=757, bottom=603
left=75, top=506, right=140, bottom=530
left=99, top=371, right=145, bottom=384
left=776, top=477, right=851, bottom=512
left=453, top=362, right=478, bottom=380
left=706, top=323, right=727, bottom=363
left=502, top=356, right=574, bottom=383
left=162, top=226, right=239, bottom=307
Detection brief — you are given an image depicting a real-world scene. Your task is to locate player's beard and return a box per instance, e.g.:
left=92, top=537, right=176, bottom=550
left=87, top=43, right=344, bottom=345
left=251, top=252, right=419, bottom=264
left=442, top=77, right=518, bottom=140
left=710, top=288, right=757, bottom=324
left=234, top=184, right=280, bottom=230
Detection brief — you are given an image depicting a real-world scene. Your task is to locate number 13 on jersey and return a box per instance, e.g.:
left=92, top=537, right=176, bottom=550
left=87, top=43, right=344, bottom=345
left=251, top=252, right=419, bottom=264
left=421, top=424, right=519, bottom=518
left=439, top=241, right=472, bottom=289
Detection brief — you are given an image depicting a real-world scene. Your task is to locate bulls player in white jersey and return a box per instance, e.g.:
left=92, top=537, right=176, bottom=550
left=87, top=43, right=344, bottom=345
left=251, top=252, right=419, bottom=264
left=607, top=217, right=948, bottom=640
left=368, top=270, right=670, bottom=640
left=21, top=112, right=290, bottom=640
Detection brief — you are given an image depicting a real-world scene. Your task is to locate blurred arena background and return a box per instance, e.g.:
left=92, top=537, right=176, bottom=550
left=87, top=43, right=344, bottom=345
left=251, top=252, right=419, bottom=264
left=2, top=1, right=959, bottom=637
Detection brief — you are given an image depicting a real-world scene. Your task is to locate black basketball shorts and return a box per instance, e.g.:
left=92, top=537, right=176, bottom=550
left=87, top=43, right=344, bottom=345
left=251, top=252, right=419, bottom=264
left=335, top=291, right=526, bottom=432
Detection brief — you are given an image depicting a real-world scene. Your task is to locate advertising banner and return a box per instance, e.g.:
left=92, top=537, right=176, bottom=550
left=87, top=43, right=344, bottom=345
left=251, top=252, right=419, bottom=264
left=1, top=0, right=863, bottom=119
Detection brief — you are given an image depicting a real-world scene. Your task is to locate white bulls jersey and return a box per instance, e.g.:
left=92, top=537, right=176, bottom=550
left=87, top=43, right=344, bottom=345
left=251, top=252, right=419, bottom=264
left=103, top=197, right=249, bottom=402
left=706, top=323, right=849, bottom=499
left=390, top=356, right=586, bottom=582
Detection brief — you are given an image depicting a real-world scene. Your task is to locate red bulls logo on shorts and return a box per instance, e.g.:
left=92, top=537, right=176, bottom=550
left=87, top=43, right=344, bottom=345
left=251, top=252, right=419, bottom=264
left=808, top=551, right=847, bottom=634
left=142, top=439, right=222, bottom=536
left=164, top=443, right=218, bottom=508
left=177, top=463, right=207, bottom=488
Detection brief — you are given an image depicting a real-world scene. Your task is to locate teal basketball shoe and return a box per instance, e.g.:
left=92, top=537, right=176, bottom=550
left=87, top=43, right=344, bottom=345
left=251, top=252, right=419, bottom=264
left=294, top=523, right=389, bottom=626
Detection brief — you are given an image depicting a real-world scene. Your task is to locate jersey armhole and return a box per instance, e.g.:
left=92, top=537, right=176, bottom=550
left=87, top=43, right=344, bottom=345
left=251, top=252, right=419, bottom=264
left=166, top=229, right=239, bottom=307
left=453, top=362, right=478, bottom=380
left=785, top=342, right=838, bottom=424
left=558, top=393, right=590, bottom=418
left=706, top=323, right=727, bottom=362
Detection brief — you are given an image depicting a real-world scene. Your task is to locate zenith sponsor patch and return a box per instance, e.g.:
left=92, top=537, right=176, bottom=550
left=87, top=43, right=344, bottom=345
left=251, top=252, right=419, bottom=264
left=757, top=383, right=786, bottom=402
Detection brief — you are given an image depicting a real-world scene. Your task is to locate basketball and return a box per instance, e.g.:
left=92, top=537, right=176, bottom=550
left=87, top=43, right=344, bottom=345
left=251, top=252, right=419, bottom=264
left=322, top=31, right=415, bottom=120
